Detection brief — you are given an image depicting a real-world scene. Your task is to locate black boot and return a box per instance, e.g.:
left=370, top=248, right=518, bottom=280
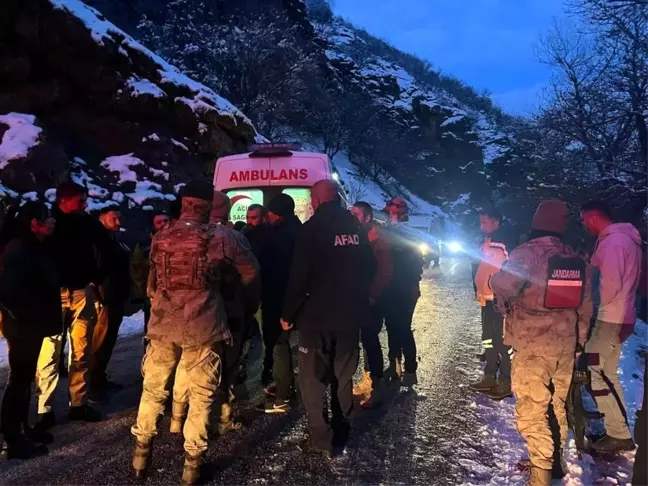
left=591, top=435, right=636, bottom=453
left=132, top=440, right=153, bottom=480
left=1, top=437, right=48, bottom=460
left=68, top=404, right=102, bottom=422
left=484, top=381, right=512, bottom=400
left=468, top=374, right=497, bottom=392
left=33, top=412, right=56, bottom=434
left=181, top=452, right=204, bottom=486
left=22, top=423, right=53, bottom=445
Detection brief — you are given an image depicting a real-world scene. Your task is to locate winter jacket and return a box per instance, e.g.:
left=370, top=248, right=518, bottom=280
left=100, top=234, right=131, bottom=305
left=490, top=236, right=593, bottom=355
left=591, top=223, right=642, bottom=324
left=242, top=223, right=273, bottom=260
left=210, top=222, right=260, bottom=321
left=130, top=241, right=150, bottom=301
left=367, top=223, right=393, bottom=300
left=474, top=227, right=514, bottom=306
left=0, top=237, right=62, bottom=339
left=48, top=206, right=114, bottom=291
left=147, top=198, right=229, bottom=347
left=259, top=215, right=302, bottom=316
left=382, top=223, right=423, bottom=297
left=282, top=201, right=376, bottom=333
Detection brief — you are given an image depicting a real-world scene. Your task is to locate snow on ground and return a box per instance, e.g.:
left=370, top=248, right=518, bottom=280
left=0, top=113, right=42, bottom=170
left=461, top=320, right=646, bottom=485
left=48, top=0, right=258, bottom=135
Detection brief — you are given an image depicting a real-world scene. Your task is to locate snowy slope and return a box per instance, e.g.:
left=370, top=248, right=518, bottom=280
left=320, top=19, right=514, bottom=175
left=460, top=321, right=646, bottom=486
left=49, top=0, right=257, bottom=132
left=333, top=151, right=446, bottom=217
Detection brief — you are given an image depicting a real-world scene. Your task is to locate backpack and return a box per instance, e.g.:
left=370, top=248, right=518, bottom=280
left=544, top=254, right=586, bottom=309
left=152, top=221, right=212, bottom=291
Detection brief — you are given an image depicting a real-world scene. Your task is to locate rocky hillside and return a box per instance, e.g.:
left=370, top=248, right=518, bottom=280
left=317, top=18, right=514, bottom=218
left=1, top=0, right=527, bottom=232
left=70, top=0, right=524, bottom=225
left=0, top=0, right=259, bottom=238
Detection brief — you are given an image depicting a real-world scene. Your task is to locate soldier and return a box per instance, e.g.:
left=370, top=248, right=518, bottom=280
left=131, top=181, right=229, bottom=485
left=490, top=200, right=592, bottom=486
left=169, top=192, right=260, bottom=437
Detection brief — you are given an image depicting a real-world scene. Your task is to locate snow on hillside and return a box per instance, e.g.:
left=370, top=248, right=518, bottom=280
left=49, top=0, right=259, bottom=134
left=0, top=113, right=42, bottom=171
left=322, top=20, right=508, bottom=168
left=333, top=151, right=446, bottom=217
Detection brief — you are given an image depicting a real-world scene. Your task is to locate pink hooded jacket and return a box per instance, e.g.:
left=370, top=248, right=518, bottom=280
left=592, top=223, right=642, bottom=324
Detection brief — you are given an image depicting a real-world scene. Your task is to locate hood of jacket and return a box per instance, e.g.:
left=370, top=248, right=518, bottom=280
left=598, top=223, right=642, bottom=246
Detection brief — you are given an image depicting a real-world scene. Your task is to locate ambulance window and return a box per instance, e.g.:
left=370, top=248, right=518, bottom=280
left=281, top=187, right=313, bottom=223
left=226, top=189, right=264, bottom=223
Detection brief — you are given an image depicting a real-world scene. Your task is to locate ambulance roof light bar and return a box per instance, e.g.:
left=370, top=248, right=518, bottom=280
left=247, top=142, right=302, bottom=158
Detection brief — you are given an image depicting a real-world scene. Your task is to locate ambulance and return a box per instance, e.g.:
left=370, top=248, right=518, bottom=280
left=213, top=143, right=347, bottom=224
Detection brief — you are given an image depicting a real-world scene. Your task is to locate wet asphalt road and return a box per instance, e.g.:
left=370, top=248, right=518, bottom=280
left=0, top=258, right=498, bottom=485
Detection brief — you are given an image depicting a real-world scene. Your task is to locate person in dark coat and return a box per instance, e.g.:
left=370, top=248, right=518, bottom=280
left=35, top=182, right=113, bottom=431
left=256, top=194, right=302, bottom=413
left=281, top=180, right=375, bottom=455
left=0, top=202, right=61, bottom=459
left=89, top=207, right=132, bottom=401
left=243, top=204, right=273, bottom=260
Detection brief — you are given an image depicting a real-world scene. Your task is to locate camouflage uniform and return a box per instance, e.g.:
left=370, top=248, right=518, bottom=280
left=131, top=197, right=230, bottom=455
left=490, top=236, right=592, bottom=474
left=171, top=221, right=260, bottom=429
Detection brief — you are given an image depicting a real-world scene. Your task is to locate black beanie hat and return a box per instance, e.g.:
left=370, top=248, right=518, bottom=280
left=267, top=193, right=295, bottom=218
left=180, top=180, right=214, bottom=202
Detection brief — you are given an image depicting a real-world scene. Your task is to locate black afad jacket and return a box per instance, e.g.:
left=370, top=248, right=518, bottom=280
left=282, top=201, right=376, bottom=333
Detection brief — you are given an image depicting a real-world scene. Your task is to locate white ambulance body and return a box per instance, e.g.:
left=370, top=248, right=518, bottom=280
left=213, top=143, right=347, bottom=223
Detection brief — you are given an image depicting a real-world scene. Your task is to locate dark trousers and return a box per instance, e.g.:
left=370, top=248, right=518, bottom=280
left=298, top=329, right=359, bottom=450
left=632, top=356, right=647, bottom=486
left=143, top=298, right=151, bottom=336
left=482, top=300, right=511, bottom=383
left=361, top=305, right=384, bottom=380
left=384, top=293, right=418, bottom=373
left=91, top=301, right=125, bottom=385
left=1, top=333, right=43, bottom=441
left=262, top=309, right=293, bottom=400
left=217, top=317, right=249, bottom=402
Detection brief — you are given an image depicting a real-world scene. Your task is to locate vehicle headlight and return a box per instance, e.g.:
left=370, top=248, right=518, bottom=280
left=418, top=243, right=429, bottom=254
left=447, top=241, right=463, bottom=253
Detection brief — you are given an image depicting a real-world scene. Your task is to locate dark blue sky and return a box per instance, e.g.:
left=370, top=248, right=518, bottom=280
left=332, top=0, right=566, bottom=115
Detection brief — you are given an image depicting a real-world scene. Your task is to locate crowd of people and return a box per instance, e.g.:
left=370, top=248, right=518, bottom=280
left=0, top=177, right=644, bottom=486
left=0, top=179, right=426, bottom=484
left=470, top=201, right=646, bottom=486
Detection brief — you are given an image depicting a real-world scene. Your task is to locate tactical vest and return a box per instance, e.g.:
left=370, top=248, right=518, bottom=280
left=153, top=221, right=211, bottom=291
left=544, top=254, right=585, bottom=309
